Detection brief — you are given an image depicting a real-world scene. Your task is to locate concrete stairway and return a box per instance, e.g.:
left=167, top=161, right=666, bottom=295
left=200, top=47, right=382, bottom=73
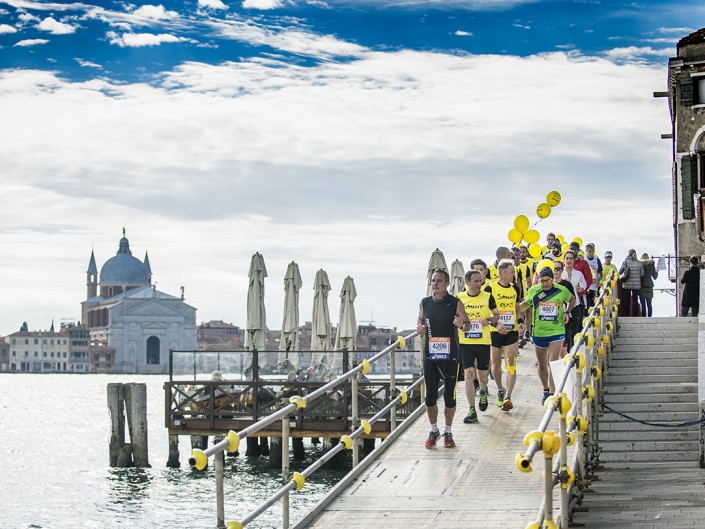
left=598, top=317, right=699, bottom=464
left=573, top=317, right=705, bottom=529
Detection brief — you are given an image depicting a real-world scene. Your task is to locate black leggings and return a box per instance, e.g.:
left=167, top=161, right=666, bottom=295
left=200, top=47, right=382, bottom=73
left=423, top=360, right=459, bottom=408
left=624, top=288, right=640, bottom=316
left=639, top=294, right=653, bottom=317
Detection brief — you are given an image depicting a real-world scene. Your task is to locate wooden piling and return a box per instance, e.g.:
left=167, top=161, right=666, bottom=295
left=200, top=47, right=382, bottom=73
left=292, top=437, right=305, bottom=459
left=246, top=436, right=261, bottom=456
left=269, top=437, right=282, bottom=468
left=124, top=383, right=150, bottom=467
left=259, top=436, right=270, bottom=456
left=167, top=435, right=180, bottom=468
left=107, top=383, right=125, bottom=467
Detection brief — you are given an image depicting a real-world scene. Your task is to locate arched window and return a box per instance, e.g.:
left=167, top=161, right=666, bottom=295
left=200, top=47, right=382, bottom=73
left=146, top=336, right=160, bottom=365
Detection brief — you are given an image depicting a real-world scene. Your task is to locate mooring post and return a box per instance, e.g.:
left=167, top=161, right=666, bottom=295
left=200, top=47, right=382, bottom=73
left=282, top=403, right=291, bottom=529
left=167, top=435, right=180, bottom=468
left=124, top=382, right=150, bottom=467
left=292, top=437, right=305, bottom=459
left=107, top=383, right=125, bottom=467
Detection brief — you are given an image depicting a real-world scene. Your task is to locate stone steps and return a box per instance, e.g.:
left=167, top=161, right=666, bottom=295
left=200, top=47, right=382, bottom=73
left=605, top=373, right=698, bottom=384
left=599, top=448, right=699, bottom=462
left=599, top=429, right=698, bottom=442
left=608, top=351, right=697, bottom=360
left=600, top=401, right=697, bottom=413
left=611, top=343, right=696, bottom=352
left=602, top=391, right=696, bottom=403
left=604, top=383, right=697, bottom=395
left=608, top=358, right=696, bottom=368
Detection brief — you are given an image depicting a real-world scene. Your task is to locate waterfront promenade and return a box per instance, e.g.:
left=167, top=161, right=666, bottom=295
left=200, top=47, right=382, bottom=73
left=297, top=343, right=555, bottom=529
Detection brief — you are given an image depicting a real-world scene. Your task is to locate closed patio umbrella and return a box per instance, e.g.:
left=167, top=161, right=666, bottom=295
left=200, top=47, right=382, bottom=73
left=310, top=269, right=332, bottom=367
left=427, top=248, right=448, bottom=295
left=245, top=253, right=267, bottom=373
left=333, top=276, right=357, bottom=371
left=279, top=261, right=302, bottom=371
left=450, top=259, right=465, bottom=296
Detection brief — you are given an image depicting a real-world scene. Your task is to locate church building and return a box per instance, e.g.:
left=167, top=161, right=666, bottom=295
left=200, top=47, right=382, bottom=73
left=81, top=231, right=197, bottom=373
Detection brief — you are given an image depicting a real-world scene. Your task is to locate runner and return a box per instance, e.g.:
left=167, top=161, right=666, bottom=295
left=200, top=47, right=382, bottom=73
left=541, top=232, right=557, bottom=255
left=601, top=251, right=617, bottom=285
left=417, top=269, right=471, bottom=448
left=552, top=261, right=576, bottom=356
left=485, top=259, right=525, bottom=412
left=516, top=245, right=534, bottom=346
left=457, top=270, right=499, bottom=423
left=470, top=258, right=491, bottom=288
left=488, top=247, right=513, bottom=283
left=519, top=266, right=576, bottom=403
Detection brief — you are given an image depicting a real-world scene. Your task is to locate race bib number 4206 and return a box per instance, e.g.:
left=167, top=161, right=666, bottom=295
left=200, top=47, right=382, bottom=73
left=429, top=337, right=451, bottom=361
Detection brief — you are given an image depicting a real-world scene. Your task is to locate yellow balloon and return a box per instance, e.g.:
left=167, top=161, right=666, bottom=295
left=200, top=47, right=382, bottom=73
left=508, top=228, right=523, bottom=243
left=561, top=243, right=570, bottom=253
left=514, top=215, right=530, bottom=234
left=536, top=203, right=551, bottom=219
left=529, top=243, right=542, bottom=258
left=546, top=191, right=561, bottom=207
left=556, top=234, right=565, bottom=244
left=572, top=237, right=583, bottom=247
left=537, top=259, right=555, bottom=272
left=524, top=229, right=540, bottom=244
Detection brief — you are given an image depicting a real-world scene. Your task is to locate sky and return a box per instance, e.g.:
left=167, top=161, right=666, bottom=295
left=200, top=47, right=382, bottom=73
left=0, top=0, right=700, bottom=337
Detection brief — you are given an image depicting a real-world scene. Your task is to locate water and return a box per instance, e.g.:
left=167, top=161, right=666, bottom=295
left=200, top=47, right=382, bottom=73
left=0, top=374, right=348, bottom=529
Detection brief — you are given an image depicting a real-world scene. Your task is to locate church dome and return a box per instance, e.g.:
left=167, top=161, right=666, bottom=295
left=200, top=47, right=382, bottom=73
left=99, top=235, right=151, bottom=287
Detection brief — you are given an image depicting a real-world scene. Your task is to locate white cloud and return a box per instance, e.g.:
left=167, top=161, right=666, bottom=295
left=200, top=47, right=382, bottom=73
left=37, top=16, right=77, bottom=34
left=242, top=0, right=284, bottom=9
left=0, top=23, right=18, bottom=34
left=74, top=58, right=103, bottom=69
left=17, top=12, right=39, bottom=24
left=455, top=30, right=473, bottom=37
left=13, top=38, right=49, bottom=46
left=132, top=4, right=179, bottom=20
left=0, top=49, right=675, bottom=332
left=603, top=46, right=673, bottom=61
left=657, top=27, right=693, bottom=35
left=106, top=31, right=194, bottom=47
left=199, top=0, right=229, bottom=9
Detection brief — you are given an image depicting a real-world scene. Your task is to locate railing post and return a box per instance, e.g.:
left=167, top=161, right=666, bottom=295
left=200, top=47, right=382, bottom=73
left=214, top=436, right=225, bottom=529
left=282, top=401, right=290, bottom=529
left=390, top=348, right=397, bottom=431
left=342, top=348, right=349, bottom=374
left=544, top=451, right=554, bottom=527
left=352, top=373, right=360, bottom=467
left=575, top=365, right=587, bottom=488
left=559, top=407, right=569, bottom=528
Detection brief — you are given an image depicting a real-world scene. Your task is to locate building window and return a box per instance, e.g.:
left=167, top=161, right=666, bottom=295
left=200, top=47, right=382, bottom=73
left=146, top=336, right=160, bottom=365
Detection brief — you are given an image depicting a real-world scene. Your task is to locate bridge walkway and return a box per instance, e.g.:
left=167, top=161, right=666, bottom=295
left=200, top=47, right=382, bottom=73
left=297, top=342, right=558, bottom=529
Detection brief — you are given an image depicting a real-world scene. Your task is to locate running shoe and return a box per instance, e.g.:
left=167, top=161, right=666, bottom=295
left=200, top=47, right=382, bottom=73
left=542, top=390, right=552, bottom=405
left=501, top=399, right=514, bottom=412
left=464, top=408, right=478, bottom=423
left=443, top=431, right=456, bottom=448
left=497, top=387, right=507, bottom=407
left=425, top=430, right=440, bottom=449
left=478, top=390, right=488, bottom=412
left=473, top=378, right=480, bottom=394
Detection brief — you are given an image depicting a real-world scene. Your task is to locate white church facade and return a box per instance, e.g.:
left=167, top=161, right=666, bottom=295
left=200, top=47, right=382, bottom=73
left=81, top=231, right=197, bottom=373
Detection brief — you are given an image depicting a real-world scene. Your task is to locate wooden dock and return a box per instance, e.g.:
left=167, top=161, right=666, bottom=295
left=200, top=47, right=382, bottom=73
left=296, top=343, right=561, bottom=529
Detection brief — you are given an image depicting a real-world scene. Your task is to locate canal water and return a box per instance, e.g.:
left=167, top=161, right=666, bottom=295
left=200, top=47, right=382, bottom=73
left=0, top=374, right=348, bottom=529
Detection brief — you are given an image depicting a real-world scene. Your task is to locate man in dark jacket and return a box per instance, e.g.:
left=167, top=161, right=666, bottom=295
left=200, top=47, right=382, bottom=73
left=681, top=256, right=701, bottom=317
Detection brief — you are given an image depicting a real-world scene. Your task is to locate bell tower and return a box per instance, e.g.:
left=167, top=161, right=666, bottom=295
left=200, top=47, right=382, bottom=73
left=87, top=250, right=98, bottom=299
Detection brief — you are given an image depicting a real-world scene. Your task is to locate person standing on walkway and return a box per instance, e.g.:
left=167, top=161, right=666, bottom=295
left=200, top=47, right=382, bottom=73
left=417, top=269, right=471, bottom=448
left=485, top=259, right=525, bottom=412
left=619, top=249, right=644, bottom=316
left=583, top=243, right=602, bottom=308
left=552, top=261, right=576, bottom=355
left=639, top=253, right=658, bottom=317
left=457, top=270, right=499, bottom=424
left=519, top=266, right=575, bottom=403
left=601, top=251, right=617, bottom=285
left=681, top=256, right=701, bottom=317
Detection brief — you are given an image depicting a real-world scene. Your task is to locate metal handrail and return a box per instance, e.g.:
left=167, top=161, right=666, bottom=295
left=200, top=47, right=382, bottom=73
left=516, top=269, right=618, bottom=529
left=188, top=331, right=421, bottom=529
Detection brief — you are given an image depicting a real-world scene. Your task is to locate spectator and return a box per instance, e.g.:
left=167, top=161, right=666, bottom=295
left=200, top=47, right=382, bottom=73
left=639, top=253, right=658, bottom=317
left=681, top=256, right=701, bottom=317
left=619, top=249, right=644, bottom=316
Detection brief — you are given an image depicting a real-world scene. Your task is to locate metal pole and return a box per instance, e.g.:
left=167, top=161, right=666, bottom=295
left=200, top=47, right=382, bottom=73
left=282, top=406, right=290, bottom=529
left=559, top=413, right=569, bottom=527
left=214, top=436, right=225, bottom=529
left=352, top=374, right=359, bottom=467
left=544, top=453, right=554, bottom=527
left=390, top=348, right=397, bottom=431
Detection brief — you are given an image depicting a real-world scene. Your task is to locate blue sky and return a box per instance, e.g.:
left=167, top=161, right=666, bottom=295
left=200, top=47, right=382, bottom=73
left=0, top=0, right=699, bottom=335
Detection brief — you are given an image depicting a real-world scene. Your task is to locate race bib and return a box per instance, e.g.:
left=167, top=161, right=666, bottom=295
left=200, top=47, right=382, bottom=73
left=538, top=302, right=558, bottom=321
left=429, top=337, right=451, bottom=361
left=464, top=320, right=483, bottom=339
left=498, top=311, right=515, bottom=330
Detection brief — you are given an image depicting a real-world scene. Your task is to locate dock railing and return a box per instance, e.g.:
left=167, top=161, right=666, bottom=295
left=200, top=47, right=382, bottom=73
left=516, top=269, right=619, bottom=529
left=188, top=332, right=421, bottom=529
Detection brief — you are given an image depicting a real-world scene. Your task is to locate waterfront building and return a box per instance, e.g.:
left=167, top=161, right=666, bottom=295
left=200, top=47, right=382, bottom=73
left=81, top=231, right=197, bottom=373
left=664, top=27, right=705, bottom=300
left=6, top=327, right=70, bottom=372
left=0, top=337, right=9, bottom=371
